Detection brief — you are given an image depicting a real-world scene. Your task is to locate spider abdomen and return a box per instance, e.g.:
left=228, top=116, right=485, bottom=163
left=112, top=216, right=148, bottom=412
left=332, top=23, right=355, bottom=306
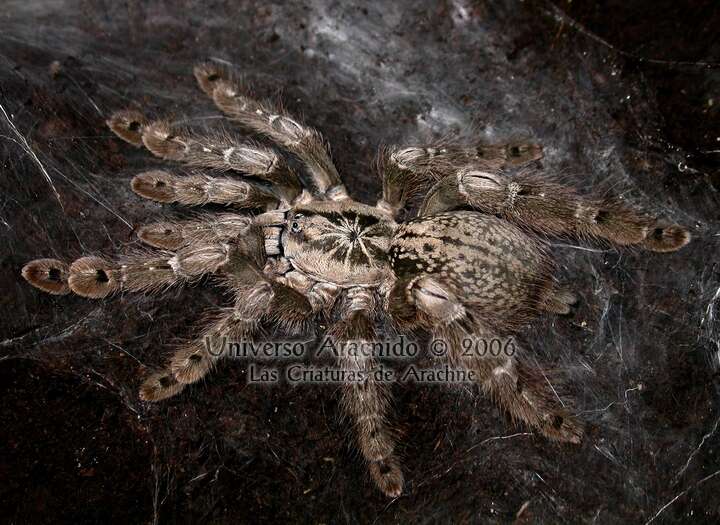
left=389, top=211, right=553, bottom=329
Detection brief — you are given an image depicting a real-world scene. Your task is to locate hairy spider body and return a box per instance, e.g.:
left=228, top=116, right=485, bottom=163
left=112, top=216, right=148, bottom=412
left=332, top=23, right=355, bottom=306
left=390, top=212, right=553, bottom=328
left=22, top=63, right=690, bottom=498
left=283, top=201, right=396, bottom=286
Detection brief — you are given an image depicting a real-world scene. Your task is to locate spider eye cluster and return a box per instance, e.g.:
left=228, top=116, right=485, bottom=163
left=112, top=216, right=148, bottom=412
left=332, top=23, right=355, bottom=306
left=290, top=214, right=304, bottom=233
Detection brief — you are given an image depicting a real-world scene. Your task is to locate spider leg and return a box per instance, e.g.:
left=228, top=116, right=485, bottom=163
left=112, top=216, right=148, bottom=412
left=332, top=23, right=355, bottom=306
left=24, top=217, right=268, bottom=298
left=443, top=327, right=583, bottom=443
left=377, top=141, right=542, bottom=217
left=130, top=169, right=278, bottom=209
left=168, top=284, right=272, bottom=386
left=109, top=111, right=303, bottom=205
left=136, top=213, right=252, bottom=251
left=66, top=244, right=230, bottom=298
left=143, top=278, right=314, bottom=399
left=389, top=276, right=583, bottom=443
left=328, top=288, right=403, bottom=498
left=193, top=63, right=346, bottom=198
left=419, top=166, right=690, bottom=252
left=140, top=284, right=270, bottom=401
left=263, top=280, right=316, bottom=336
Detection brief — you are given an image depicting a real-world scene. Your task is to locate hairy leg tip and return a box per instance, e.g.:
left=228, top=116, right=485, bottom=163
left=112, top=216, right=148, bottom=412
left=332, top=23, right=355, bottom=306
left=504, top=142, right=544, bottom=165
left=139, top=372, right=186, bottom=401
left=541, top=414, right=584, bottom=445
left=107, top=109, right=147, bottom=146
left=22, top=258, right=70, bottom=295
left=193, top=62, right=228, bottom=96
left=68, top=256, right=119, bottom=298
left=369, top=459, right=404, bottom=498
left=142, top=121, right=187, bottom=161
left=643, top=224, right=691, bottom=252
left=137, top=222, right=185, bottom=250
left=170, top=347, right=212, bottom=384
left=131, top=170, right=177, bottom=203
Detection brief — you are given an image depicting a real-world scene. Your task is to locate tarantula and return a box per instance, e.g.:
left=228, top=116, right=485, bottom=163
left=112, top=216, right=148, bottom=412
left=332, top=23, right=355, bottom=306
left=22, top=63, right=690, bottom=498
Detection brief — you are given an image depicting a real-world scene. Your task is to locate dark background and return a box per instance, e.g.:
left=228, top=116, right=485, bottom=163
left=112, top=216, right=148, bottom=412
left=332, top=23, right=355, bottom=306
left=1, top=0, right=719, bottom=523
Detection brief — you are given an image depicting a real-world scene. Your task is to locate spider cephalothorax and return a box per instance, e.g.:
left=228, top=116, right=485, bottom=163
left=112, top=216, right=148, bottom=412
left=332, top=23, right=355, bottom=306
left=22, top=63, right=690, bottom=498
left=281, top=201, right=396, bottom=286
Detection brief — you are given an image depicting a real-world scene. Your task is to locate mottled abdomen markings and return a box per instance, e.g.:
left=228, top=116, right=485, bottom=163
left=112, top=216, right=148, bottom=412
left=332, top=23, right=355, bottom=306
left=389, top=211, right=553, bottom=329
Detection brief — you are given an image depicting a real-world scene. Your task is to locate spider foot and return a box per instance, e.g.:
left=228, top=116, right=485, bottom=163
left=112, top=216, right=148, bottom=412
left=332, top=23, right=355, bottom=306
left=170, top=345, right=214, bottom=384
left=21, top=258, right=70, bottom=295
left=641, top=224, right=691, bottom=253
left=193, top=62, right=229, bottom=96
left=106, top=109, right=147, bottom=146
left=139, top=371, right=186, bottom=401
left=137, top=221, right=187, bottom=250
left=369, top=457, right=404, bottom=498
left=141, top=120, right=186, bottom=161
left=536, top=412, right=584, bottom=444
